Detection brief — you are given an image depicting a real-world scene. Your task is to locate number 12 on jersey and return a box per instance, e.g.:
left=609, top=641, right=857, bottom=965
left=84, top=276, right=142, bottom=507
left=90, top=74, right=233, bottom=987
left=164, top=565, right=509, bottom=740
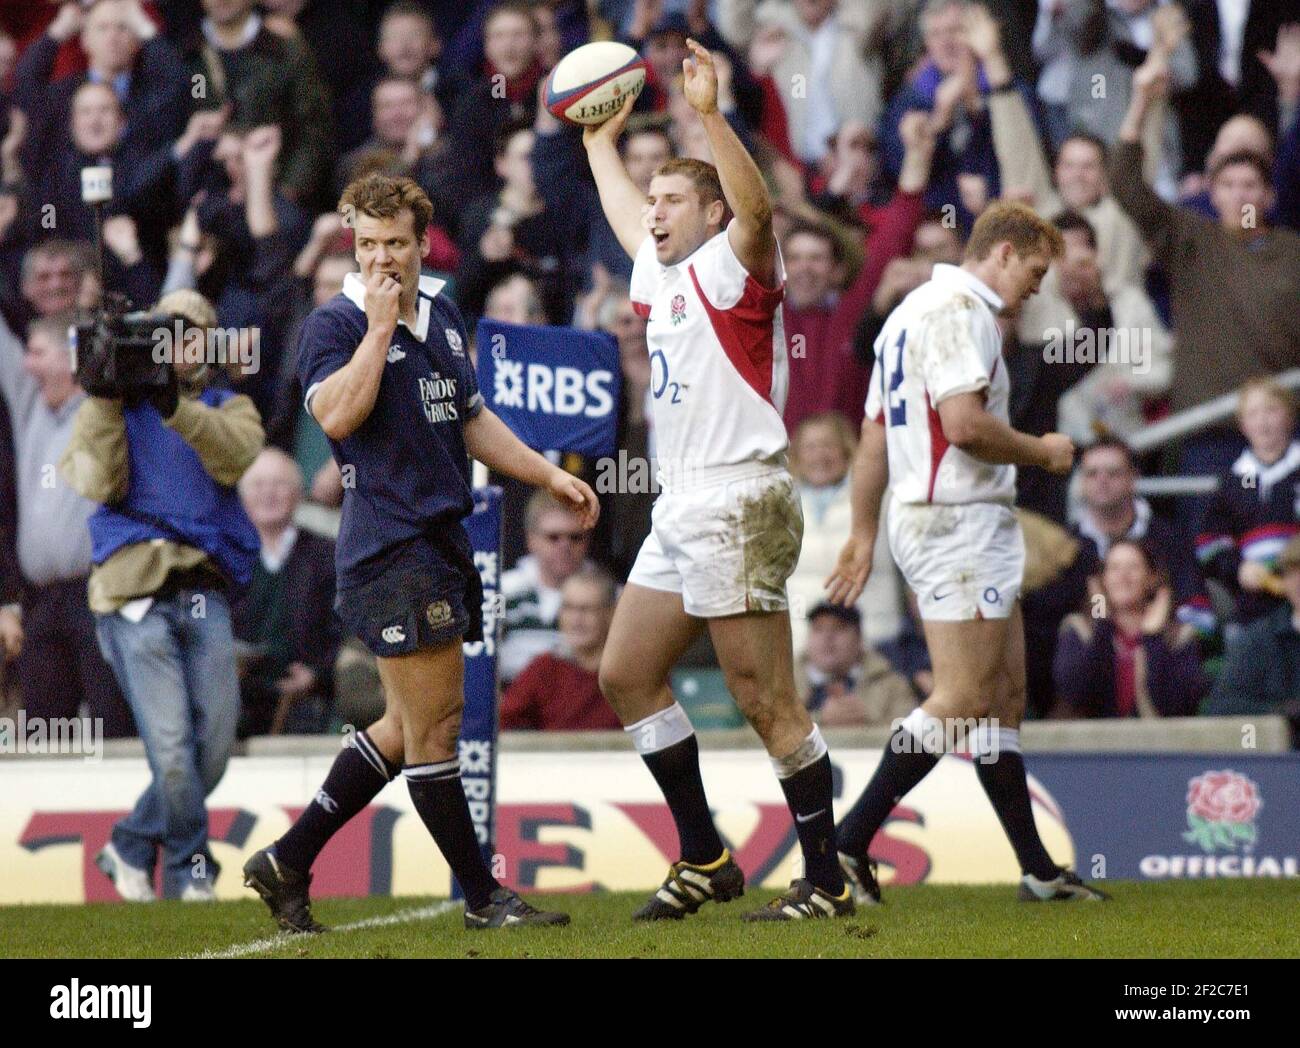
left=881, top=329, right=906, bottom=427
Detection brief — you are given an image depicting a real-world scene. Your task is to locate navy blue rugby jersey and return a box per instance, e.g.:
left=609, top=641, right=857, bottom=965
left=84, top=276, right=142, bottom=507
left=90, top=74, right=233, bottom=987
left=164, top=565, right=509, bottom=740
left=296, top=272, right=483, bottom=588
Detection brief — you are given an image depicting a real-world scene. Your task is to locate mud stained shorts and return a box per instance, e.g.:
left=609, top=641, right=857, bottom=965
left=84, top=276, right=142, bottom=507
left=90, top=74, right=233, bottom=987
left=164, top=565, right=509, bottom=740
left=336, top=525, right=484, bottom=657
left=887, top=500, right=1024, bottom=622
left=628, top=462, right=803, bottom=617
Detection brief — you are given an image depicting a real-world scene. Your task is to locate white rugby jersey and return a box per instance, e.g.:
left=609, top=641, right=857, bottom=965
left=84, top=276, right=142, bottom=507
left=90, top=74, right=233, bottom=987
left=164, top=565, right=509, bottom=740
left=864, top=263, right=1016, bottom=506
left=629, top=221, right=790, bottom=480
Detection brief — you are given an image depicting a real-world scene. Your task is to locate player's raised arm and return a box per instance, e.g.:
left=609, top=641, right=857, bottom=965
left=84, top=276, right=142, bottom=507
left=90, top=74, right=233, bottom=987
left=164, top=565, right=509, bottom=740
left=826, top=417, right=889, bottom=608
left=683, top=39, right=776, bottom=285
left=582, top=94, right=650, bottom=260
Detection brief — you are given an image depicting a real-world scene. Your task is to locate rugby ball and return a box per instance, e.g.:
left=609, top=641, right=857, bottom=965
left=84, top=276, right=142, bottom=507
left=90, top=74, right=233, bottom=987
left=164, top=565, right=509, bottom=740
left=545, top=41, right=647, bottom=127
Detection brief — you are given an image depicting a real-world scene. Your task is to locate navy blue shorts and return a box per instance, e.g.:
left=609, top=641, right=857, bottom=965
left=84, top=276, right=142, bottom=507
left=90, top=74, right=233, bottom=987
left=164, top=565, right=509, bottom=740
left=336, top=525, right=484, bottom=657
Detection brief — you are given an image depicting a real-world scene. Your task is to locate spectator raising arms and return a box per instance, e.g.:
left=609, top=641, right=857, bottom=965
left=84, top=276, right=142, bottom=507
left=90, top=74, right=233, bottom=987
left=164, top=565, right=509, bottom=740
left=877, top=1, right=1022, bottom=231
left=15, top=0, right=190, bottom=160
left=0, top=312, right=132, bottom=738
left=179, top=0, right=333, bottom=204
left=1112, top=48, right=1300, bottom=419
left=977, top=0, right=1151, bottom=298
left=780, top=110, right=937, bottom=434
left=1045, top=211, right=1171, bottom=443
left=740, top=0, right=885, bottom=168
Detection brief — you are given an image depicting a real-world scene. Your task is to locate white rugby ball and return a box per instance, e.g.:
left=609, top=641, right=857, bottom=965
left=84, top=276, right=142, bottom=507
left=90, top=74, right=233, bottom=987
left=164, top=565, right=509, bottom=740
left=544, top=41, right=647, bottom=127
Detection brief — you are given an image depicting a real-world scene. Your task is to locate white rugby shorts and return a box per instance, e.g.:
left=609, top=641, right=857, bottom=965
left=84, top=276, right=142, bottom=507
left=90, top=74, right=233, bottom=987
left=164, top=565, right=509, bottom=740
left=628, top=462, right=802, bottom=617
left=887, top=500, right=1024, bottom=621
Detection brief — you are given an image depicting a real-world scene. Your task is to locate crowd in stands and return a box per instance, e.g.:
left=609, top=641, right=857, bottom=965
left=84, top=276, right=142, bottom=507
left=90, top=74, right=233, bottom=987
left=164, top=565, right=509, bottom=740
left=0, top=0, right=1298, bottom=744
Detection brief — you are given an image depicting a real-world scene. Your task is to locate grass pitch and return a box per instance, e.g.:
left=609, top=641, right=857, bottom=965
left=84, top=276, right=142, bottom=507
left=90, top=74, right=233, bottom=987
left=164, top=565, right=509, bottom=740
left=2, top=879, right=1297, bottom=959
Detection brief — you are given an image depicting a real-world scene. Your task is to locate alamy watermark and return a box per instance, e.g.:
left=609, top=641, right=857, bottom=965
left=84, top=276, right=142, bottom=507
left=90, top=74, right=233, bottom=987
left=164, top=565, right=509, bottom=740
left=151, top=320, right=260, bottom=376
left=593, top=453, right=725, bottom=494
left=0, top=711, right=104, bottom=760
left=1043, top=321, right=1151, bottom=375
left=890, top=715, right=1002, bottom=764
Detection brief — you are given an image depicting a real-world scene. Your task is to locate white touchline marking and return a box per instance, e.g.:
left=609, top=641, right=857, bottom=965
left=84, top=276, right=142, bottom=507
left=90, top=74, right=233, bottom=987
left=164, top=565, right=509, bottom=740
left=186, top=900, right=461, bottom=959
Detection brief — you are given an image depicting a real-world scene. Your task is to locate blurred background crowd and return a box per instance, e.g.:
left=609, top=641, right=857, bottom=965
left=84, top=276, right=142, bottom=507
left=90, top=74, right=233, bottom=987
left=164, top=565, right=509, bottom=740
left=0, top=0, right=1298, bottom=744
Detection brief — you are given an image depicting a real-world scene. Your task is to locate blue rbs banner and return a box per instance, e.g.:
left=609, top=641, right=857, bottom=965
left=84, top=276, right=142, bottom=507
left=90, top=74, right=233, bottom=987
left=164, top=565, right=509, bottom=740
left=1029, top=754, right=1300, bottom=880
left=475, top=319, right=620, bottom=458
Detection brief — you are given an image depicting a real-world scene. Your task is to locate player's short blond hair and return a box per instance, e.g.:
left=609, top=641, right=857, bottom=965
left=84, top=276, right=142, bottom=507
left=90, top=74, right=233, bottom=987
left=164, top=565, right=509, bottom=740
left=964, top=201, right=1064, bottom=262
left=339, top=173, right=433, bottom=239
left=651, top=157, right=725, bottom=211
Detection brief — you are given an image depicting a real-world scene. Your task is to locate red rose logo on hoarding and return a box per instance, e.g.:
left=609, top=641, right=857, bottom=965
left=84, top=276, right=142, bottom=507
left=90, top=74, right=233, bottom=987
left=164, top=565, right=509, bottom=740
left=1183, top=770, right=1261, bottom=853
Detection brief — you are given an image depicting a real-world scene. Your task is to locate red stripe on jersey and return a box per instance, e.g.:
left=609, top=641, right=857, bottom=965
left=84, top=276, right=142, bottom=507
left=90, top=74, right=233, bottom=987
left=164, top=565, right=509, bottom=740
left=1242, top=522, right=1300, bottom=542
left=686, top=264, right=783, bottom=406
left=631, top=300, right=651, bottom=319
left=925, top=391, right=948, bottom=502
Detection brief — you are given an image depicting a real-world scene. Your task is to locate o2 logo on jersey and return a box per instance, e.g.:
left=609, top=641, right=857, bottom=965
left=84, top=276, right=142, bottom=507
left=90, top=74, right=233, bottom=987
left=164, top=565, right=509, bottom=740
left=669, top=294, right=687, bottom=326
left=650, top=349, right=682, bottom=404
left=492, top=358, right=615, bottom=418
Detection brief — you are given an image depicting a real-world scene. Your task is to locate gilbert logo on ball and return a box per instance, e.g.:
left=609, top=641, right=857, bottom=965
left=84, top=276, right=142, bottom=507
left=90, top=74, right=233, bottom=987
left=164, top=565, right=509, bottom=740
left=545, top=41, right=647, bottom=126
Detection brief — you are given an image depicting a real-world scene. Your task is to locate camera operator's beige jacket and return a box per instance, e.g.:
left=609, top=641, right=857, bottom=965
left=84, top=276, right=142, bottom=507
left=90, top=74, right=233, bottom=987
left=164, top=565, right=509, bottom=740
left=59, top=394, right=264, bottom=613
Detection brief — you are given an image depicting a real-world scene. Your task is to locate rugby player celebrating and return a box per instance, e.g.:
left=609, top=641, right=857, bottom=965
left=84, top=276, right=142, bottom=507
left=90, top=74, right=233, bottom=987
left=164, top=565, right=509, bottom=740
left=827, top=202, right=1109, bottom=904
left=243, top=174, right=598, bottom=931
left=585, top=40, right=852, bottom=921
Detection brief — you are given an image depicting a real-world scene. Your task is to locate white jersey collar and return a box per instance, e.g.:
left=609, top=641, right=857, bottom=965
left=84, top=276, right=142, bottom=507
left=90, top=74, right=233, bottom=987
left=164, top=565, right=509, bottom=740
left=202, top=13, right=262, bottom=50
left=654, top=226, right=728, bottom=275
left=1076, top=496, right=1153, bottom=556
left=342, top=272, right=446, bottom=342
left=1231, top=440, right=1300, bottom=498
left=932, top=263, right=1004, bottom=312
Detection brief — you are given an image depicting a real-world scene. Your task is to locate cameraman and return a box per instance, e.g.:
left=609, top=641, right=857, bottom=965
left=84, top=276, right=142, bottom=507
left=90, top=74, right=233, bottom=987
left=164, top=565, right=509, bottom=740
left=59, top=288, right=264, bottom=901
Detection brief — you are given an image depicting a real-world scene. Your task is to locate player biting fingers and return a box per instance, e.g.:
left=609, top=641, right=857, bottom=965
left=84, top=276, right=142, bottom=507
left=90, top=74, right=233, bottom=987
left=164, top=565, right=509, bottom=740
left=242, top=174, right=590, bottom=933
